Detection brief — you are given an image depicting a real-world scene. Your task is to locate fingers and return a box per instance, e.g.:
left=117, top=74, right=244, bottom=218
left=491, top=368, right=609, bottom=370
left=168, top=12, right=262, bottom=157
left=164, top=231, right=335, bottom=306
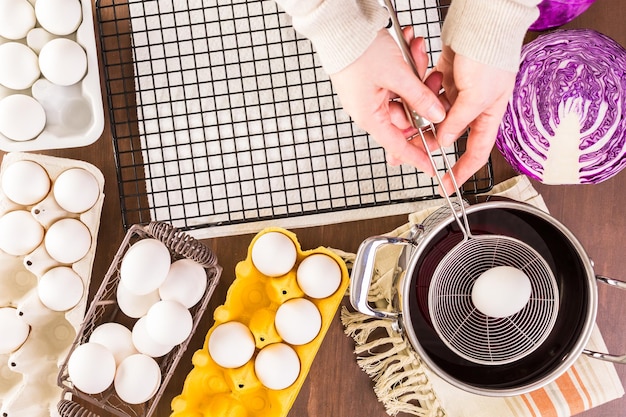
left=369, top=121, right=437, bottom=176
left=435, top=90, right=484, bottom=147
left=388, top=100, right=411, bottom=129
left=436, top=114, right=499, bottom=196
left=380, top=35, right=446, bottom=124
left=424, top=70, right=443, bottom=95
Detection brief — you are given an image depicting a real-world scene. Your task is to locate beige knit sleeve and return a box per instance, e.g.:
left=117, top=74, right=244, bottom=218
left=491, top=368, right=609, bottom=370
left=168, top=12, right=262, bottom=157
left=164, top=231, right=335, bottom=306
left=441, top=0, right=540, bottom=72
left=273, top=0, right=390, bottom=74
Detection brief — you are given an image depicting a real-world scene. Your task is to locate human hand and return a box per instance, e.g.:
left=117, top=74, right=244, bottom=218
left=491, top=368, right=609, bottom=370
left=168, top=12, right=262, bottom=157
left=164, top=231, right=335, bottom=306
left=433, top=45, right=517, bottom=195
left=329, top=28, right=446, bottom=176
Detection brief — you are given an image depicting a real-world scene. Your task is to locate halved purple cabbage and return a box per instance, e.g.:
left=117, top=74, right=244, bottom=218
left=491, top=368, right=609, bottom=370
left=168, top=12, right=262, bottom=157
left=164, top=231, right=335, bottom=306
left=529, top=0, right=596, bottom=31
left=497, top=29, right=626, bottom=184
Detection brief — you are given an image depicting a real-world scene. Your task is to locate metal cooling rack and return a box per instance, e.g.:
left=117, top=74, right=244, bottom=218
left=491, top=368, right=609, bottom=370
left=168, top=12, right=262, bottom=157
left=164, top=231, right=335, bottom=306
left=95, top=0, right=493, bottom=235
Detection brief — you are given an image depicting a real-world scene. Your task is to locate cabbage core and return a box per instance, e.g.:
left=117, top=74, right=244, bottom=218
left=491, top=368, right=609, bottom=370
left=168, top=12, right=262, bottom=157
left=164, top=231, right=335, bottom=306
left=497, top=29, right=626, bottom=184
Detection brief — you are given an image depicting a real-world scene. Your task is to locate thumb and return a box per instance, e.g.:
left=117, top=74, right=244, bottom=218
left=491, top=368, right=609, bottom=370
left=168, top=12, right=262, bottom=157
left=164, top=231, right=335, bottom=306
left=436, top=91, right=481, bottom=146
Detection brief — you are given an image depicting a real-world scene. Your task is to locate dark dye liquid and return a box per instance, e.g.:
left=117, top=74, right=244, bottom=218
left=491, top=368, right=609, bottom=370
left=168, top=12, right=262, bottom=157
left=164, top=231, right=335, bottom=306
left=407, top=206, right=590, bottom=390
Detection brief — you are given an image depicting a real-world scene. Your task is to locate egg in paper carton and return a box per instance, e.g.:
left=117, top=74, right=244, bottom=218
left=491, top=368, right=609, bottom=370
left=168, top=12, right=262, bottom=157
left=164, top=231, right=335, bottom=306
left=0, top=152, right=104, bottom=417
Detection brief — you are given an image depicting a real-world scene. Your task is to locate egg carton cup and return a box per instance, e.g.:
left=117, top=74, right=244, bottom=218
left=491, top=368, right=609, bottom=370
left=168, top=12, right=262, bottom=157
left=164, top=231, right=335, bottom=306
left=171, top=227, right=350, bottom=417
left=57, top=221, right=222, bottom=417
left=0, top=152, right=105, bottom=417
left=0, top=0, right=104, bottom=152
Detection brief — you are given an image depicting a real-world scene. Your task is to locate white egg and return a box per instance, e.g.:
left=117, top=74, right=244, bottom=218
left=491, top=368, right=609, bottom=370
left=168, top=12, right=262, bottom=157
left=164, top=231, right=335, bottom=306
left=39, top=38, right=87, bottom=86
left=67, top=342, right=116, bottom=395
left=89, top=323, right=138, bottom=366
left=37, top=266, right=84, bottom=311
left=254, top=343, right=300, bottom=390
left=1, top=160, right=50, bottom=206
left=114, top=354, right=161, bottom=404
left=208, top=321, right=256, bottom=368
left=145, top=300, right=192, bottom=346
left=44, top=218, right=91, bottom=264
left=0, top=94, right=46, bottom=142
left=0, top=210, right=44, bottom=256
left=296, top=253, right=342, bottom=299
left=158, top=258, right=207, bottom=308
left=0, top=307, right=30, bottom=354
left=53, top=168, right=100, bottom=213
left=0, top=0, right=36, bottom=40
left=471, top=266, right=533, bottom=318
left=131, top=316, right=174, bottom=358
left=251, top=231, right=297, bottom=277
left=120, top=238, right=171, bottom=295
left=117, top=282, right=160, bottom=319
left=274, top=298, right=321, bottom=345
left=34, top=0, right=82, bottom=36
left=0, top=42, right=40, bottom=90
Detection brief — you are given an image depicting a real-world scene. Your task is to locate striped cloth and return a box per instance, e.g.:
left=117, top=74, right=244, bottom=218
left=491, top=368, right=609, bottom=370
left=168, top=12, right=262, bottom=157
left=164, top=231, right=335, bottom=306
left=428, top=324, right=624, bottom=417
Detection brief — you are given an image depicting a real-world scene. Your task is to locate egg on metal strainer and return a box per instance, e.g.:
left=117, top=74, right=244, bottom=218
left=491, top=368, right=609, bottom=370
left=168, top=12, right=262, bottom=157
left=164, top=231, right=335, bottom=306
left=471, top=266, right=533, bottom=318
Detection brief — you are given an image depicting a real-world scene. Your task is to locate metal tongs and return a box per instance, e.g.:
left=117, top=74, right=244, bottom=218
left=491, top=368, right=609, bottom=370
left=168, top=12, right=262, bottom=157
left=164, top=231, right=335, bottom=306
left=381, top=0, right=472, bottom=239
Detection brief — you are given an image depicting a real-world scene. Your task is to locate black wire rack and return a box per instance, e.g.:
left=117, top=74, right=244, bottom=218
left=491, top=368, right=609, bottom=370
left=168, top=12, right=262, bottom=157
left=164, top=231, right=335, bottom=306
left=95, top=0, right=493, bottom=236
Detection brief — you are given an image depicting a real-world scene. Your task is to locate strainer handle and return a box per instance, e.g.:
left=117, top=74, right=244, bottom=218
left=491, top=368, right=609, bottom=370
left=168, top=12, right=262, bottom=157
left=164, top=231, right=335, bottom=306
left=582, top=275, right=626, bottom=364
left=582, top=350, right=626, bottom=364
left=381, top=0, right=472, bottom=240
left=596, top=275, right=626, bottom=290
left=350, top=235, right=414, bottom=321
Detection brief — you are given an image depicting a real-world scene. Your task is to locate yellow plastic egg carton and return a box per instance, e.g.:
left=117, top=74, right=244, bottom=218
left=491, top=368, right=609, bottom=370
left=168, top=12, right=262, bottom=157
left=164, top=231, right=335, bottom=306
left=171, top=227, right=349, bottom=417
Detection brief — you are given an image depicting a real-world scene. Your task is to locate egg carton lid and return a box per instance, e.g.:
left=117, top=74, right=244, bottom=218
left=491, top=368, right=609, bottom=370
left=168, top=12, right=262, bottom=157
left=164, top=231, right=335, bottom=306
left=56, top=222, right=222, bottom=417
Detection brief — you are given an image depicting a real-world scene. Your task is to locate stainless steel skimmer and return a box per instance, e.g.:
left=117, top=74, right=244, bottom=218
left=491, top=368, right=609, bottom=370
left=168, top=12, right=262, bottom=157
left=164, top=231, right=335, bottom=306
left=380, top=0, right=560, bottom=364
left=381, top=0, right=470, bottom=236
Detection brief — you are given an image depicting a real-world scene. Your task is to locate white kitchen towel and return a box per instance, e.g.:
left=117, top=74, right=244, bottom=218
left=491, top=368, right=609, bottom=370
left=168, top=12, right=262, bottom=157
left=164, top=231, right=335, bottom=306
left=339, top=175, right=625, bottom=417
left=127, top=0, right=454, bottom=238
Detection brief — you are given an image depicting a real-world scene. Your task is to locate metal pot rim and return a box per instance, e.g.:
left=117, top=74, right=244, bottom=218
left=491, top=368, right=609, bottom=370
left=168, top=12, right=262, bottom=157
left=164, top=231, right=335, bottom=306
left=400, top=199, right=598, bottom=397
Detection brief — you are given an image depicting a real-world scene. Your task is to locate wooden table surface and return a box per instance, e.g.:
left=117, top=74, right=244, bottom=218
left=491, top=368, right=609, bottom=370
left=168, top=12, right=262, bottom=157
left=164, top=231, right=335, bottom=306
left=2, top=1, right=625, bottom=416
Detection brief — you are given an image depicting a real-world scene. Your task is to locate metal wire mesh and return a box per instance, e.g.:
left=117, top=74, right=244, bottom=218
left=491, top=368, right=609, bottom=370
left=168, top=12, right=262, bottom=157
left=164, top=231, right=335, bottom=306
left=428, top=236, right=559, bottom=365
left=95, top=0, right=493, bottom=235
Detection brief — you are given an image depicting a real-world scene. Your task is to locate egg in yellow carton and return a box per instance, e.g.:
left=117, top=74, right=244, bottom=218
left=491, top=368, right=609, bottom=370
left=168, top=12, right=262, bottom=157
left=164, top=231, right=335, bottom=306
left=171, top=227, right=349, bottom=417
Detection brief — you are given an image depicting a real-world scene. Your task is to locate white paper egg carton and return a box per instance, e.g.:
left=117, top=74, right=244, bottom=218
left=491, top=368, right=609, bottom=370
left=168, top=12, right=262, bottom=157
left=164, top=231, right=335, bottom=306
left=0, top=152, right=104, bottom=417
left=0, top=0, right=104, bottom=152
